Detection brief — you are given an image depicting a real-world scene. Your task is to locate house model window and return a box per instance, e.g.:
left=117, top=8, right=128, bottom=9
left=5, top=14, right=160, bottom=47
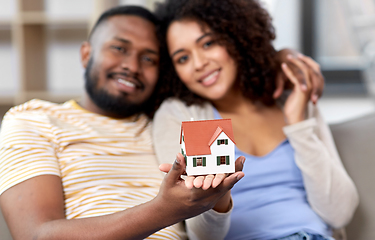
left=217, top=139, right=228, bottom=145
left=180, top=119, right=236, bottom=176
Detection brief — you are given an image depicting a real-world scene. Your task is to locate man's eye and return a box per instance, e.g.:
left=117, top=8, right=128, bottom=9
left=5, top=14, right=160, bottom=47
left=177, top=55, right=188, bottom=64
left=142, top=56, right=156, bottom=65
left=111, top=46, right=126, bottom=53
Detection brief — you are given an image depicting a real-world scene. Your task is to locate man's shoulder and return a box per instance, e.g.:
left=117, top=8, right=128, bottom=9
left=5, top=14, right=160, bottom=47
left=3, top=99, right=75, bottom=124
left=6, top=99, right=74, bottom=115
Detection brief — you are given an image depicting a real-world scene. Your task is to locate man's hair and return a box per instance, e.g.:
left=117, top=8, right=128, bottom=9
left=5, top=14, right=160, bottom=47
left=89, top=5, right=159, bottom=41
left=154, top=0, right=278, bottom=106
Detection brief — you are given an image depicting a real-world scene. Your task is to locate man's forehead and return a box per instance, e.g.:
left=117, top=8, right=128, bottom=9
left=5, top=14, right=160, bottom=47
left=92, top=15, right=158, bottom=48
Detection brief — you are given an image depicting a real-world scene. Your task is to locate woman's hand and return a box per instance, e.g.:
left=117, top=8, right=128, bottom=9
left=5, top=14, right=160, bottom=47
left=281, top=54, right=322, bottom=124
left=274, top=49, right=325, bottom=105
left=159, top=156, right=245, bottom=190
left=185, top=156, right=245, bottom=190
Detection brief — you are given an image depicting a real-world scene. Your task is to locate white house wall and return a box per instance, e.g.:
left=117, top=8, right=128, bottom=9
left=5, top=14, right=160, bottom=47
left=185, top=132, right=235, bottom=176
left=181, top=133, right=187, bottom=163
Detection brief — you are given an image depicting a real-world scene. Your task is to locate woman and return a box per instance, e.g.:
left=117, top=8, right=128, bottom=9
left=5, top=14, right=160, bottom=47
left=153, top=0, right=359, bottom=239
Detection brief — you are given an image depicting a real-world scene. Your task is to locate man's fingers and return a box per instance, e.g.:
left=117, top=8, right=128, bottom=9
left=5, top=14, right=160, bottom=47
left=297, top=54, right=324, bottom=103
left=281, top=63, right=300, bottom=87
left=273, top=72, right=286, bottom=99
left=297, top=54, right=320, bottom=73
left=221, top=172, right=245, bottom=190
left=235, top=156, right=245, bottom=172
left=165, top=153, right=186, bottom=184
left=309, top=68, right=323, bottom=104
left=286, top=55, right=311, bottom=90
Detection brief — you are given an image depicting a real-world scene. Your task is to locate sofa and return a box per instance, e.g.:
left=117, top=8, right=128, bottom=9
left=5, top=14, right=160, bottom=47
left=1, top=113, right=375, bottom=240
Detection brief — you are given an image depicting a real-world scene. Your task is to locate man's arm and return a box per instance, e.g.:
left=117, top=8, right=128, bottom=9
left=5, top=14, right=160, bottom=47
left=0, top=154, right=242, bottom=240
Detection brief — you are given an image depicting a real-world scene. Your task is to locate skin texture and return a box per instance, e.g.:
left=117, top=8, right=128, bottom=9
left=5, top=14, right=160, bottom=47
left=80, top=15, right=160, bottom=118
left=166, top=19, right=322, bottom=169
left=0, top=15, right=245, bottom=240
left=168, top=21, right=238, bottom=102
left=273, top=49, right=325, bottom=105
left=166, top=21, right=324, bottom=189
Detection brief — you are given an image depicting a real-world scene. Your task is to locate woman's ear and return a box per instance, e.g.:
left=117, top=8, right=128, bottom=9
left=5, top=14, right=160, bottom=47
left=80, top=41, right=91, bottom=69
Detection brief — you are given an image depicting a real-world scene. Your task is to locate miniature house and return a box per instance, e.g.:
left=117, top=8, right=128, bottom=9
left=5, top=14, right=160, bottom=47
left=180, top=119, right=236, bottom=176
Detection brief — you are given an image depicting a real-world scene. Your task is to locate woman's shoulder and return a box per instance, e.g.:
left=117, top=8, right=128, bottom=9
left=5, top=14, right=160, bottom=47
left=155, top=97, right=215, bottom=121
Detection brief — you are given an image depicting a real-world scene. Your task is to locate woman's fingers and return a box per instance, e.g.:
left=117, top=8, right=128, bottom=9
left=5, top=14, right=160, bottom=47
left=185, top=173, right=230, bottom=189
left=185, top=176, right=195, bottom=189
left=202, top=175, right=215, bottom=190
left=297, top=54, right=324, bottom=104
left=193, top=176, right=205, bottom=188
left=286, top=55, right=312, bottom=91
left=212, top=173, right=227, bottom=188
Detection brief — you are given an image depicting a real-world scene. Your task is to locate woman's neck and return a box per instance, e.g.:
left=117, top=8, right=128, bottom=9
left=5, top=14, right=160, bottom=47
left=212, top=90, right=266, bottom=117
left=212, top=91, right=287, bottom=157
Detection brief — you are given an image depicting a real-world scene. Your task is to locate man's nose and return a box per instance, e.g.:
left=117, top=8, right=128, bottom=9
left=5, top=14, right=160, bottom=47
left=120, top=53, right=140, bottom=73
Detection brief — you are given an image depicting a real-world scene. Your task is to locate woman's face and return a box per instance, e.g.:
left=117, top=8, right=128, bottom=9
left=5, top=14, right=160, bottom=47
left=167, top=20, right=237, bottom=101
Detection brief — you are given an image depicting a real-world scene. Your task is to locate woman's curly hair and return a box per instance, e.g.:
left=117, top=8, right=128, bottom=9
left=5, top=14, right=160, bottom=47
left=154, top=0, right=278, bottom=106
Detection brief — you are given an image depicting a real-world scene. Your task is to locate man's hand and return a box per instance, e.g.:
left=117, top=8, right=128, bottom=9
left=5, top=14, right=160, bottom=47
left=273, top=49, right=325, bottom=104
left=158, top=154, right=245, bottom=214
left=159, top=154, right=245, bottom=189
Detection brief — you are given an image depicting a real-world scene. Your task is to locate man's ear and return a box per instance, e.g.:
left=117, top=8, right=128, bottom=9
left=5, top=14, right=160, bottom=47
left=80, top=41, right=92, bottom=69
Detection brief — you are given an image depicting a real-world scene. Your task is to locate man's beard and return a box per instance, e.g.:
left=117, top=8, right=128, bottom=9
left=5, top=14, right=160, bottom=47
left=84, top=58, right=147, bottom=118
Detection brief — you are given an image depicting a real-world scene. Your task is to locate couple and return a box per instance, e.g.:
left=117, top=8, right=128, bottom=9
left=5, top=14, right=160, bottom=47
left=0, top=0, right=358, bottom=239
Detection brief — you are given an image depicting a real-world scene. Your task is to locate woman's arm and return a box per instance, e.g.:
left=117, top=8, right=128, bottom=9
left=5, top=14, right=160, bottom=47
left=283, top=106, right=359, bottom=228
left=280, top=55, right=359, bottom=228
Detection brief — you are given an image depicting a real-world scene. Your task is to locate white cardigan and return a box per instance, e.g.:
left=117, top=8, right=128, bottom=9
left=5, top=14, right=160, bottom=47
left=152, top=98, right=359, bottom=238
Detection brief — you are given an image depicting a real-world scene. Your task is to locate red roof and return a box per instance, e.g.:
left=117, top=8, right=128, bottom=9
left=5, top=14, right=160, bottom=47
left=180, top=119, right=235, bottom=156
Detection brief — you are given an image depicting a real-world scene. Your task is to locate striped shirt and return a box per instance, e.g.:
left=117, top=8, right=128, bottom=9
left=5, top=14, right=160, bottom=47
left=0, top=99, right=184, bottom=239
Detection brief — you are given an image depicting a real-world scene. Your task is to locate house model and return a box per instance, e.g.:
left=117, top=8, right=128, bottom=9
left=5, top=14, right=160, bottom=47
left=180, top=119, right=236, bottom=176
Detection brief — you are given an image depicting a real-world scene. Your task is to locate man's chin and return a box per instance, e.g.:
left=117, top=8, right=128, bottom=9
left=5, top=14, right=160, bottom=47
left=89, top=92, right=145, bottom=118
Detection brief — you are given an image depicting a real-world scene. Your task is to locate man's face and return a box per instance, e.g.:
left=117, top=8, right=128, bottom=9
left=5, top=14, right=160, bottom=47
left=82, top=15, right=159, bottom=117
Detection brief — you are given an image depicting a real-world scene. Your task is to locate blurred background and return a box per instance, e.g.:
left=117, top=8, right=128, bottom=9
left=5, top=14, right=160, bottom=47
left=1, top=1, right=375, bottom=239
left=1, top=0, right=375, bottom=125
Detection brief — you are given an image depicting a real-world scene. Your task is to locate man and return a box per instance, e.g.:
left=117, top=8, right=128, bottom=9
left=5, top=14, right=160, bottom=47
left=0, top=6, right=244, bottom=240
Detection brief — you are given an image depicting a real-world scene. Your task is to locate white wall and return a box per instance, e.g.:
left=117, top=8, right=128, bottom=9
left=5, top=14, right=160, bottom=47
left=0, top=31, right=16, bottom=96
left=0, top=0, right=16, bottom=95
left=262, top=0, right=302, bottom=51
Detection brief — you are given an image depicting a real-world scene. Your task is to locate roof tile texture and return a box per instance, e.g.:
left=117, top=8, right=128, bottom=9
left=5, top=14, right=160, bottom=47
left=181, top=119, right=235, bottom=156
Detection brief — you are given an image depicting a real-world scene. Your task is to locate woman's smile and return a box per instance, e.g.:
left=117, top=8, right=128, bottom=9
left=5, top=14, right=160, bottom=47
left=167, top=20, right=237, bottom=101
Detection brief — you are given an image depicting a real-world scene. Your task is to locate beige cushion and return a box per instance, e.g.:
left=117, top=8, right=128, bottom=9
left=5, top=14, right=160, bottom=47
left=0, top=209, right=12, bottom=240
left=330, top=113, right=375, bottom=240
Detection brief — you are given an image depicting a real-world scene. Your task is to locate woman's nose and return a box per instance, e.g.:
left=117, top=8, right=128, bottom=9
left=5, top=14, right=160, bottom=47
left=193, top=51, right=208, bottom=71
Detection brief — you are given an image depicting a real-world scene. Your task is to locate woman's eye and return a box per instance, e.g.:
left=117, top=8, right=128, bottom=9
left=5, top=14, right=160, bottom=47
left=177, top=55, right=188, bottom=64
left=203, top=40, right=214, bottom=49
